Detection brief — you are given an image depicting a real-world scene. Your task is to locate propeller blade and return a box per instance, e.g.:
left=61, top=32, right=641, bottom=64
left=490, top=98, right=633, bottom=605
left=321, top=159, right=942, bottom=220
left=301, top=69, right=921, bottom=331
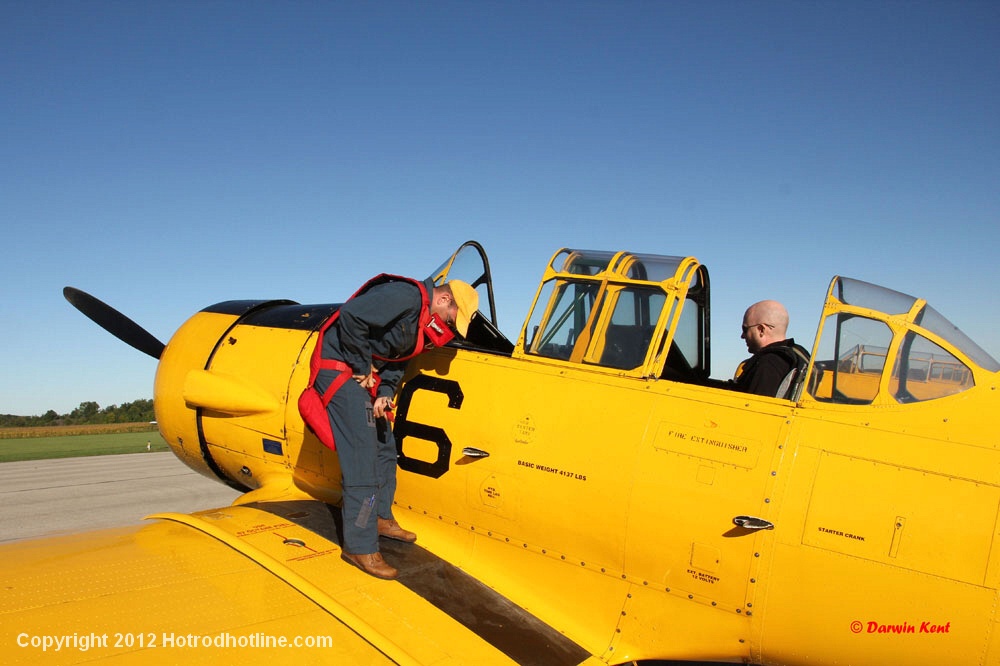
left=63, top=287, right=166, bottom=360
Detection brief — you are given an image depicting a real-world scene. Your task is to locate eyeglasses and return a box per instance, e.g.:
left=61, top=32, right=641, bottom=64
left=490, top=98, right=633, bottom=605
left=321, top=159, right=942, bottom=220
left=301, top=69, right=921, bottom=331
left=742, top=322, right=774, bottom=334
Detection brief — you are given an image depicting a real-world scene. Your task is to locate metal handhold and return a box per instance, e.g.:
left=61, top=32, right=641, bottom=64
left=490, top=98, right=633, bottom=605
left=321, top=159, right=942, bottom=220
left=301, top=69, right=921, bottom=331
left=733, top=515, right=775, bottom=530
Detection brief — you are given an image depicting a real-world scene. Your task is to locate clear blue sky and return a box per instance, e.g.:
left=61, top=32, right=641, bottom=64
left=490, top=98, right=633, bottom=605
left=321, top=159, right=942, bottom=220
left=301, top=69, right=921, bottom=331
left=3, top=1, right=998, bottom=416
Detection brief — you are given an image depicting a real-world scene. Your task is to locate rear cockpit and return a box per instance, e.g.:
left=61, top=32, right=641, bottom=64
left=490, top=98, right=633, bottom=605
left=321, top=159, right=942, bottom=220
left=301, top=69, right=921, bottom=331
left=806, top=277, right=999, bottom=406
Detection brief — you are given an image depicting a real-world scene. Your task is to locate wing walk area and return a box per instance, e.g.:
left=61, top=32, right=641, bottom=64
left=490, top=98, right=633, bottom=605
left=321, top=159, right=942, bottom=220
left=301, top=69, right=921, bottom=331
left=246, top=500, right=593, bottom=666
left=1, top=499, right=595, bottom=665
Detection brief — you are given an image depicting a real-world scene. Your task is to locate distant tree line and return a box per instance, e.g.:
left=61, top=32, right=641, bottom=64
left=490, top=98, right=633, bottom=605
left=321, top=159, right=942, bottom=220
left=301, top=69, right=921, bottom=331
left=0, top=399, right=155, bottom=428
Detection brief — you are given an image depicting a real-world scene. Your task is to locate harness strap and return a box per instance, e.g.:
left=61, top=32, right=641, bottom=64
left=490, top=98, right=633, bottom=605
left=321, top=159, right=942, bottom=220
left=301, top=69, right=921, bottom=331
left=300, top=275, right=427, bottom=448
left=308, top=274, right=431, bottom=394
left=317, top=359, right=354, bottom=405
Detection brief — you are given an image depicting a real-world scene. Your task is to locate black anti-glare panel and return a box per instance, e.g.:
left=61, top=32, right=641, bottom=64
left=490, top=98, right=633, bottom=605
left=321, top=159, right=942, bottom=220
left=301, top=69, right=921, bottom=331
left=201, top=301, right=339, bottom=331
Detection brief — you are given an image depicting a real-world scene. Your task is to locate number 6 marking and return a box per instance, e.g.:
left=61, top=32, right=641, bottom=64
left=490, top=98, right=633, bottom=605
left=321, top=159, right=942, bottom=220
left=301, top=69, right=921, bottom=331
left=393, top=374, right=464, bottom=478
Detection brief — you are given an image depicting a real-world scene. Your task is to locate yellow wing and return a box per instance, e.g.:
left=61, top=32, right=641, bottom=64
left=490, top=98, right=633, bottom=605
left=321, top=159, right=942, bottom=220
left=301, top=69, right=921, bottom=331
left=1, top=501, right=599, bottom=665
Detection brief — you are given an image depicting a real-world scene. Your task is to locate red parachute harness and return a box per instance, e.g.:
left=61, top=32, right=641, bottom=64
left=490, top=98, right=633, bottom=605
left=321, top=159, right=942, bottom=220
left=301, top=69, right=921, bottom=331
left=298, top=274, right=455, bottom=451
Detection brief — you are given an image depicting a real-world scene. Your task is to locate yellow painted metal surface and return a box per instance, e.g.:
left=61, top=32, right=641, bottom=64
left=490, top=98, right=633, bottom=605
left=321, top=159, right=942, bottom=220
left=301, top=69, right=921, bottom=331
left=389, top=256, right=1000, bottom=665
left=752, top=387, right=1000, bottom=665
left=0, top=505, right=535, bottom=664
left=394, top=348, right=790, bottom=662
left=37, top=244, right=1000, bottom=665
left=154, top=309, right=241, bottom=480
left=153, top=308, right=342, bottom=506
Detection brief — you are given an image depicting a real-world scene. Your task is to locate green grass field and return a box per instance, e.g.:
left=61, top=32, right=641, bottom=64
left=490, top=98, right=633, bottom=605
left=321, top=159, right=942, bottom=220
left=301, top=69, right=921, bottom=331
left=0, top=431, right=170, bottom=463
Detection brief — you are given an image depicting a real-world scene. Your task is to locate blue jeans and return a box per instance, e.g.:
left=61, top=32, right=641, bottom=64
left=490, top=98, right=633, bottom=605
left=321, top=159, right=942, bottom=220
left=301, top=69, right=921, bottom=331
left=316, top=371, right=398, bottom=554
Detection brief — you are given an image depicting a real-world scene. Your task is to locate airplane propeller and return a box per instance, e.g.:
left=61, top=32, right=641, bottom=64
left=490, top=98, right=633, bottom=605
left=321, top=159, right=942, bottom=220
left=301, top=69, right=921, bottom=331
left=63, top=287, right=166, bottom=360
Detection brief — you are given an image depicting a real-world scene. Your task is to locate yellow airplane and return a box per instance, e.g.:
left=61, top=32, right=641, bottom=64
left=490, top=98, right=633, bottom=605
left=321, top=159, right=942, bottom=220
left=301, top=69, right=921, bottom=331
left=3, top=240, right=998, bottom=665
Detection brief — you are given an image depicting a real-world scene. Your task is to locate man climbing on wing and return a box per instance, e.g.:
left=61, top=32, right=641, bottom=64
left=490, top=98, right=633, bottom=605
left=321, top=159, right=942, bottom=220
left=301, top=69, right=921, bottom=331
left=302, top=275, right=479, bottom=580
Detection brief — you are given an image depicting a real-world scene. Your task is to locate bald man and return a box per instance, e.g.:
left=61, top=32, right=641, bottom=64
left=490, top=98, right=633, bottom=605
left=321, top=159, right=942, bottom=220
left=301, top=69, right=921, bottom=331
left=732, top=300, right=810, bottom=397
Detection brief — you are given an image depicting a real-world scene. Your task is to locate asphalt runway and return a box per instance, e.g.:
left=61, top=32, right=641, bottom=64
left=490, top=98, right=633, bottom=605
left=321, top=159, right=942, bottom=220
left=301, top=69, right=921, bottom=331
left=0, top=452, right=244, bottom=543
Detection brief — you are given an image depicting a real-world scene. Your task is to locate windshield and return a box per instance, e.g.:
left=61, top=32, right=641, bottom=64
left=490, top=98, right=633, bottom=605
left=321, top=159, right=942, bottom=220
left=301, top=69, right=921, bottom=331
left=835, top=278, right=999, bottom=372
left=429, top=240, right=513, bottom=354
left=429, top=240, right=498, bottom=327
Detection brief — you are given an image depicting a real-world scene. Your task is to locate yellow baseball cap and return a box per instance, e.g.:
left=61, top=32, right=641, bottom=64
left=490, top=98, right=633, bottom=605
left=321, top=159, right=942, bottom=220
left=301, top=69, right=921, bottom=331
left=448, top=280, right=479, bottom=337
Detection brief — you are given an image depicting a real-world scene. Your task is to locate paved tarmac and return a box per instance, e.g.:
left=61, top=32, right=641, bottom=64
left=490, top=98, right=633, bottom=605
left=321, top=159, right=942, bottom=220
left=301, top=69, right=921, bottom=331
left=0, top=452, right=244, bottom=543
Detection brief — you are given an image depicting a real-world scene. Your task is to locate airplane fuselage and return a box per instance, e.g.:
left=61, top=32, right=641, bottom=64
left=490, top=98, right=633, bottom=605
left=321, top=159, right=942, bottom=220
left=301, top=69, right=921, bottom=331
left=154, top=286, right=1000, bottom=664
left=55, top=243, right=1000, bottom=665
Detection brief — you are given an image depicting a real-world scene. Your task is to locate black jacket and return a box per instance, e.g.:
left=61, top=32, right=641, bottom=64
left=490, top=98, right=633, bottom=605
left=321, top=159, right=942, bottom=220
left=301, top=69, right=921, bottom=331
left=733, top=338, right=810, bottom=398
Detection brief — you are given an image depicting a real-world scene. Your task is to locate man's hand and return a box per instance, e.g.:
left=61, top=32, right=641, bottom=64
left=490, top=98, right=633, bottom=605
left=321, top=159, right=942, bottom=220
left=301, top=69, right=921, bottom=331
left=373, top=396, right=394, bottom=419
left=353, top=372, right=376, bottom=389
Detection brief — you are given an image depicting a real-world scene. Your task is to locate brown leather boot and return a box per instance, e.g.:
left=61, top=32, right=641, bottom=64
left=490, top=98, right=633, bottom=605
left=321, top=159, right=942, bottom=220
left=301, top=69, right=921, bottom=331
left=341, top=551, right=398, bottom=580
left=378, top=517, right=417, bottom=543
